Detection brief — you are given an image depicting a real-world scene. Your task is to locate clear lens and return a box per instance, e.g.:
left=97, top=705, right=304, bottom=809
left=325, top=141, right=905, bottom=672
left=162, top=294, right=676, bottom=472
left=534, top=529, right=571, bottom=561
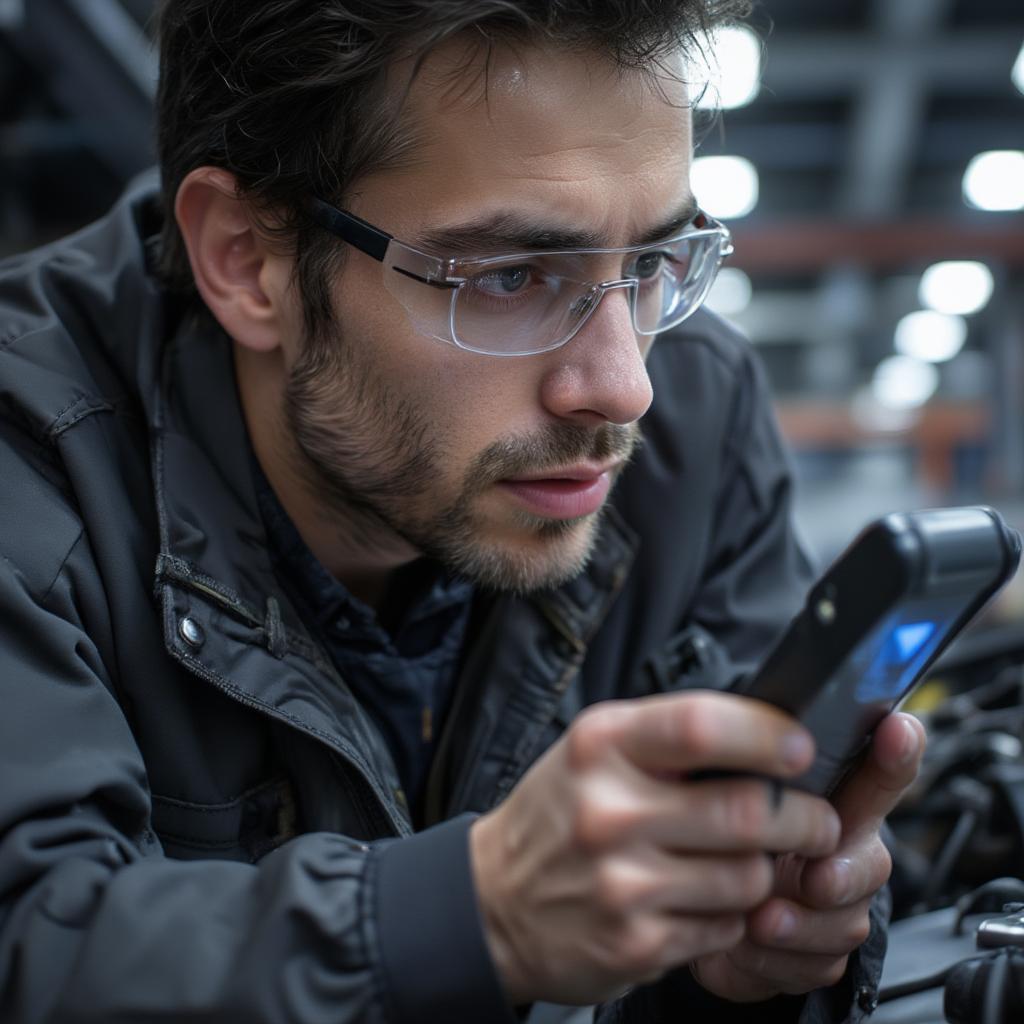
left=452, top=253, right=597, bottom=356
left=632, top=234, right=723, bottom=335
left=384, top=227, right=728, bottom=356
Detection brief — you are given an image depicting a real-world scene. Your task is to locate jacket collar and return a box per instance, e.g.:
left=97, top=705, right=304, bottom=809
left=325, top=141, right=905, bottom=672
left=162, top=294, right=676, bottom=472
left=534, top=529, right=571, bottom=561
left=150, top=292, right=638, bottom=825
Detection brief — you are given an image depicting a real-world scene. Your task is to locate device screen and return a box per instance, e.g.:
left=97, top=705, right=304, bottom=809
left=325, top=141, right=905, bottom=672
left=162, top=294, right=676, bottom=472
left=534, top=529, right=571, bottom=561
left=848, top=600, right=961, bottom=706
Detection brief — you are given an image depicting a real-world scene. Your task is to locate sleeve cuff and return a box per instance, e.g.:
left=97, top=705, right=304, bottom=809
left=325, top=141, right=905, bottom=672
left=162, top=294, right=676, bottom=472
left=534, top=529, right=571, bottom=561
left=375, top=813, right=516, bottom=1024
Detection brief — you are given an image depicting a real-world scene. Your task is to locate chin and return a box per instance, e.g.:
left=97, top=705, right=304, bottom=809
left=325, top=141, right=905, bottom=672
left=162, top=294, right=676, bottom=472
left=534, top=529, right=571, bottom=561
left=447, top=514, right=600, bottom=595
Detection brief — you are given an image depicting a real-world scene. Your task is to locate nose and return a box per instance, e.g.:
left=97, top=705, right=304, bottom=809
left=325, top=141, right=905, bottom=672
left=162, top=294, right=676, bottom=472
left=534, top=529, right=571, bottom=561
left=538, top=284, right=654, bottom=427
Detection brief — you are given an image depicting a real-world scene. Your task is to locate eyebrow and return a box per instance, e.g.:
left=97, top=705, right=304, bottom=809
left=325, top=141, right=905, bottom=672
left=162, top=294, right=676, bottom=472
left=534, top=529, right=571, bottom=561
left=416, top=195, right=700, bottom=256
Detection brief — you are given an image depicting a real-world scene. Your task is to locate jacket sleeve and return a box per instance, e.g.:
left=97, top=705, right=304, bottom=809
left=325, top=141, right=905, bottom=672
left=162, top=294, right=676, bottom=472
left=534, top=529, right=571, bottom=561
left=0, top=544, right=513, bottom=1023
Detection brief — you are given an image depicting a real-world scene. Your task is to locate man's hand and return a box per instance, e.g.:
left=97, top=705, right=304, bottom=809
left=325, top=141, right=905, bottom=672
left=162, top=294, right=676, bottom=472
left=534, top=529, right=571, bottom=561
left=691, top=711, right=926, bottom=1002
left=470, top=692, right=842, bottom=1006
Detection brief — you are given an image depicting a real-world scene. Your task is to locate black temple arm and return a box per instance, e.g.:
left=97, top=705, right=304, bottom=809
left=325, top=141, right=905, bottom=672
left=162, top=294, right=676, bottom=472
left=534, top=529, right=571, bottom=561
left=309, top=199, right=392, bottom=262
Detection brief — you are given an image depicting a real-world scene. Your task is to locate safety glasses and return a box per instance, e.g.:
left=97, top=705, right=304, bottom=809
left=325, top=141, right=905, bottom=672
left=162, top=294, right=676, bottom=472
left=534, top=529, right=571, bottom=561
left=310, top=199, right=733, bottom=356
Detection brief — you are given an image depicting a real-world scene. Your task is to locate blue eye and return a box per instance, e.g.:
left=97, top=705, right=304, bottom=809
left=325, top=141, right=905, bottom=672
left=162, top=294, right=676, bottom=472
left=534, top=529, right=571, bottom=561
left=633, top=252, right=665, bottom=280
left=471, top=265, right=533, bottom=296
left=496, top=266, right=529, bottom=292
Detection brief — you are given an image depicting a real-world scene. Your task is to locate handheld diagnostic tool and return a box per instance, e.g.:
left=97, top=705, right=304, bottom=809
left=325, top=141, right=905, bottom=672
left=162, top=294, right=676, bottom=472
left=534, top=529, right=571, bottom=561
left=735, top=506, right=1021, bottom=797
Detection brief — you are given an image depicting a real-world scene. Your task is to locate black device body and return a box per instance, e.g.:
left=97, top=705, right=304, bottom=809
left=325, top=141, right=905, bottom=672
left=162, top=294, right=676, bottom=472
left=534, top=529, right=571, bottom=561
left=734, top=506, right=1022, bottom=797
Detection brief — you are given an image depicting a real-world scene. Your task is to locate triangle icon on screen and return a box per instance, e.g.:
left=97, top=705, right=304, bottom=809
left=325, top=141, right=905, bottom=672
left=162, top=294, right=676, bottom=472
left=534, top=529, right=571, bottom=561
left=894, top=621, right=935, bottom=661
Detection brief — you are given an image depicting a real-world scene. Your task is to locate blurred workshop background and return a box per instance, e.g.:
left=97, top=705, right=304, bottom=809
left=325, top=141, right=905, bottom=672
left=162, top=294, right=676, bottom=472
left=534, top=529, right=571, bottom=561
left=1, top=0, right=1022, bottom=636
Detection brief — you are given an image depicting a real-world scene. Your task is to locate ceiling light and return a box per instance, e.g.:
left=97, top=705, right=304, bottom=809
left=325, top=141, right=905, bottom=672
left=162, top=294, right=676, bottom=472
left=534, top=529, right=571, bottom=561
left=872, top=355, right=939, bottom=410
left=918, top=261, right=994, bottom=316
left=1013, top=40, right=1024, bottom=96
left=963, top=151, right=1024, bottom=211
left=691, top=156, right=759, bottom=219
left=705, top=267, right=753, bottom=315
left=894, top=310, right=967, bottom=363
left=694, top=26, right=762, bottom=110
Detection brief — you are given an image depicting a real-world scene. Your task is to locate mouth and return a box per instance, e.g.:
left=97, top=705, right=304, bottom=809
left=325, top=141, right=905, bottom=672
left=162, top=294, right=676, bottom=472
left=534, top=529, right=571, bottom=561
left=496, top=462, right=620, bottom=520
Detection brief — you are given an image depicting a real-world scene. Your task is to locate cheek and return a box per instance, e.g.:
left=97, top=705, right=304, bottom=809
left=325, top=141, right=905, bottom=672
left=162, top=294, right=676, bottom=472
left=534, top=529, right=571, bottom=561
left=334, top=264, right=547, bottom=454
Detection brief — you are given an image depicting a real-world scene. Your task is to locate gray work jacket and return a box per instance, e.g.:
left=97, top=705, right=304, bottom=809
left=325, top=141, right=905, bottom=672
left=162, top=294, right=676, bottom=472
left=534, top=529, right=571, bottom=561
left=0, top=179, right=886, bottom=1022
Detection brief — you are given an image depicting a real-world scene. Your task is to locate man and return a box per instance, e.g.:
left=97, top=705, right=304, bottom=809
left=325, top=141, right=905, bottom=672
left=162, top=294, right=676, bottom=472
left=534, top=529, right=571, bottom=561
left=0, top=1, right=924, bottom=1021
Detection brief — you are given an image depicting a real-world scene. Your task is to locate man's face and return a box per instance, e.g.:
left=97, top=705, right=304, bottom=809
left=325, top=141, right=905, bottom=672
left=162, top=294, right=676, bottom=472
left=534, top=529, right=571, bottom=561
left=282, top=41, right=693, bottom=593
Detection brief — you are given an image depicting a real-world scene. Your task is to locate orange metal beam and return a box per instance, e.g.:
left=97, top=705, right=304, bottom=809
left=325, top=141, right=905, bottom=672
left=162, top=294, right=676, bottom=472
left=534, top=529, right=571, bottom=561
left=731, top=218, right=1024, bottom=273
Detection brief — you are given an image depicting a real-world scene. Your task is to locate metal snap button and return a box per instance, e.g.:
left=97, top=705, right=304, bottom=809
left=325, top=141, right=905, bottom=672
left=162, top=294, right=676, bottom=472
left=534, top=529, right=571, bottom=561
left=856, top=985, right=878, bottom=1013
left=179, top=616, right=205, bottom=648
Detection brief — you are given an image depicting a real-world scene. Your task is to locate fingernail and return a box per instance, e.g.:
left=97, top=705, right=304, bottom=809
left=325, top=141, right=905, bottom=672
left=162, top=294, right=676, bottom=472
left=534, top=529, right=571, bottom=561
left=898, top=717, right=920, bottom=764
left=781, top=731, right=814, bottom=771
left=824, top=809, right=842, bottom=851
left=832, top=858, right=853, bottom=903
left=773, top=906, right=797, bottom=938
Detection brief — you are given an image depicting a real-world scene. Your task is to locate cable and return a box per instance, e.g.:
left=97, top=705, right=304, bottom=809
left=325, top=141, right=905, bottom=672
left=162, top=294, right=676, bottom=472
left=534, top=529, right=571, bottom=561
left=922, top=807, right=981, bottom=906
left=877, top=965, right=954, bottom=1004
left=982, top=949, right=1008, bottom=1024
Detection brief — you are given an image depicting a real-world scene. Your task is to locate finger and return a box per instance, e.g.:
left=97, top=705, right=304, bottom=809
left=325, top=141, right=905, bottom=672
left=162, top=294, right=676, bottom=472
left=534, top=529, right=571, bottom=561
left=577, top=910, right=748, bottom=995
left=797, top=835, right=893, bottom=911
left=746, top=894, right=874, bottom=955
left=661, top=778, right=840, bottom=858
left=575, top=764, right=840, bottom=857
left=830, top=713, right=926, bottom=840
left=656, top=912, right=748, bottom=969
left=597, top=848, right=776, bottom=915
left=717, top=941, right=849, bottom=995
left=575, top=692, right=815, bottom=778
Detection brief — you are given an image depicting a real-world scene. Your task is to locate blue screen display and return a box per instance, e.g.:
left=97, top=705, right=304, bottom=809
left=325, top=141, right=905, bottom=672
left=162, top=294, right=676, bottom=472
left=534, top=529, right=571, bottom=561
left=892, top=621, right=936, bottom=662
left=852, top=612, right=950, bottom=704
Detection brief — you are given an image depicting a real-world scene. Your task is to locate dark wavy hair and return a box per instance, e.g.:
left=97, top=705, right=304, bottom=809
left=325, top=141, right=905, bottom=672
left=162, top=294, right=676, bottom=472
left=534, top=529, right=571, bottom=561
left=155, top=0, right=749, bottom=337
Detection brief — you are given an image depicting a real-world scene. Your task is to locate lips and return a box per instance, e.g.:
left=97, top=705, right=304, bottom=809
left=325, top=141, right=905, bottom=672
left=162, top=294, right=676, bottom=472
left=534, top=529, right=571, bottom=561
left=497, top=464, right=616, bottom=520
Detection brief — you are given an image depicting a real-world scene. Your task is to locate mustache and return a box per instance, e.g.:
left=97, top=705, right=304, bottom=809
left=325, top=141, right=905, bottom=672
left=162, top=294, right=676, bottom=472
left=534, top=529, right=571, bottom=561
left=468, top=422, right=641, bottom=490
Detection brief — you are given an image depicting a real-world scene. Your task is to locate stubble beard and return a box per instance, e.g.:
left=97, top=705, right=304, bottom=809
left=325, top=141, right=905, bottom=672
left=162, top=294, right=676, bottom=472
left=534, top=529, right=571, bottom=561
left=283, top=333, right=640, bottom=594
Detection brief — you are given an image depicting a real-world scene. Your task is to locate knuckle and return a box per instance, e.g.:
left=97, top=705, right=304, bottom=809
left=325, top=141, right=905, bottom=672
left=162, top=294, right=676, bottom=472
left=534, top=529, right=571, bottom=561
left=572, top=793, right=612, bottom=852
left=567, top=702, right=623, bottom=770
left=593, top=859, right=647, bottom=914
left=723, top=782, right=770, bottom=845
left=572, top=785, right=640, bottom=853
left=734, top=854, right=774, bottom=905
left=673, top=700, right=718, bottom=760
left=792, top=796, right=838, bottom=856
left=616, top=919, right=669, bottom=977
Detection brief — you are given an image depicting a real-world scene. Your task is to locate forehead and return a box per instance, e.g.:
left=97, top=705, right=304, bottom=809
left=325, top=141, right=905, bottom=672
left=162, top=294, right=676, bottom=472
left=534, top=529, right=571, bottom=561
left=352, top=38, right=694, bottom=244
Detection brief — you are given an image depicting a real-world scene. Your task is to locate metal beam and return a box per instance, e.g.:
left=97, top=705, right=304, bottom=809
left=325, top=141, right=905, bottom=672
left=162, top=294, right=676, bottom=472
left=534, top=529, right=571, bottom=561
left=838, top=0, right=955, bottom=217
left=730, top=217, right=1024, bottom=273
left=65, top=0, right=156, bottom=100
left=762, top=30, right=1021, bottom=96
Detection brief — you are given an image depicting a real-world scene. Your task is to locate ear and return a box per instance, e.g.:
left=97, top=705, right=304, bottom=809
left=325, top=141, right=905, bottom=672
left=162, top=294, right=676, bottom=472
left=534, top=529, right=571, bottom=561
left=174, top=167, right=289, bottom=353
